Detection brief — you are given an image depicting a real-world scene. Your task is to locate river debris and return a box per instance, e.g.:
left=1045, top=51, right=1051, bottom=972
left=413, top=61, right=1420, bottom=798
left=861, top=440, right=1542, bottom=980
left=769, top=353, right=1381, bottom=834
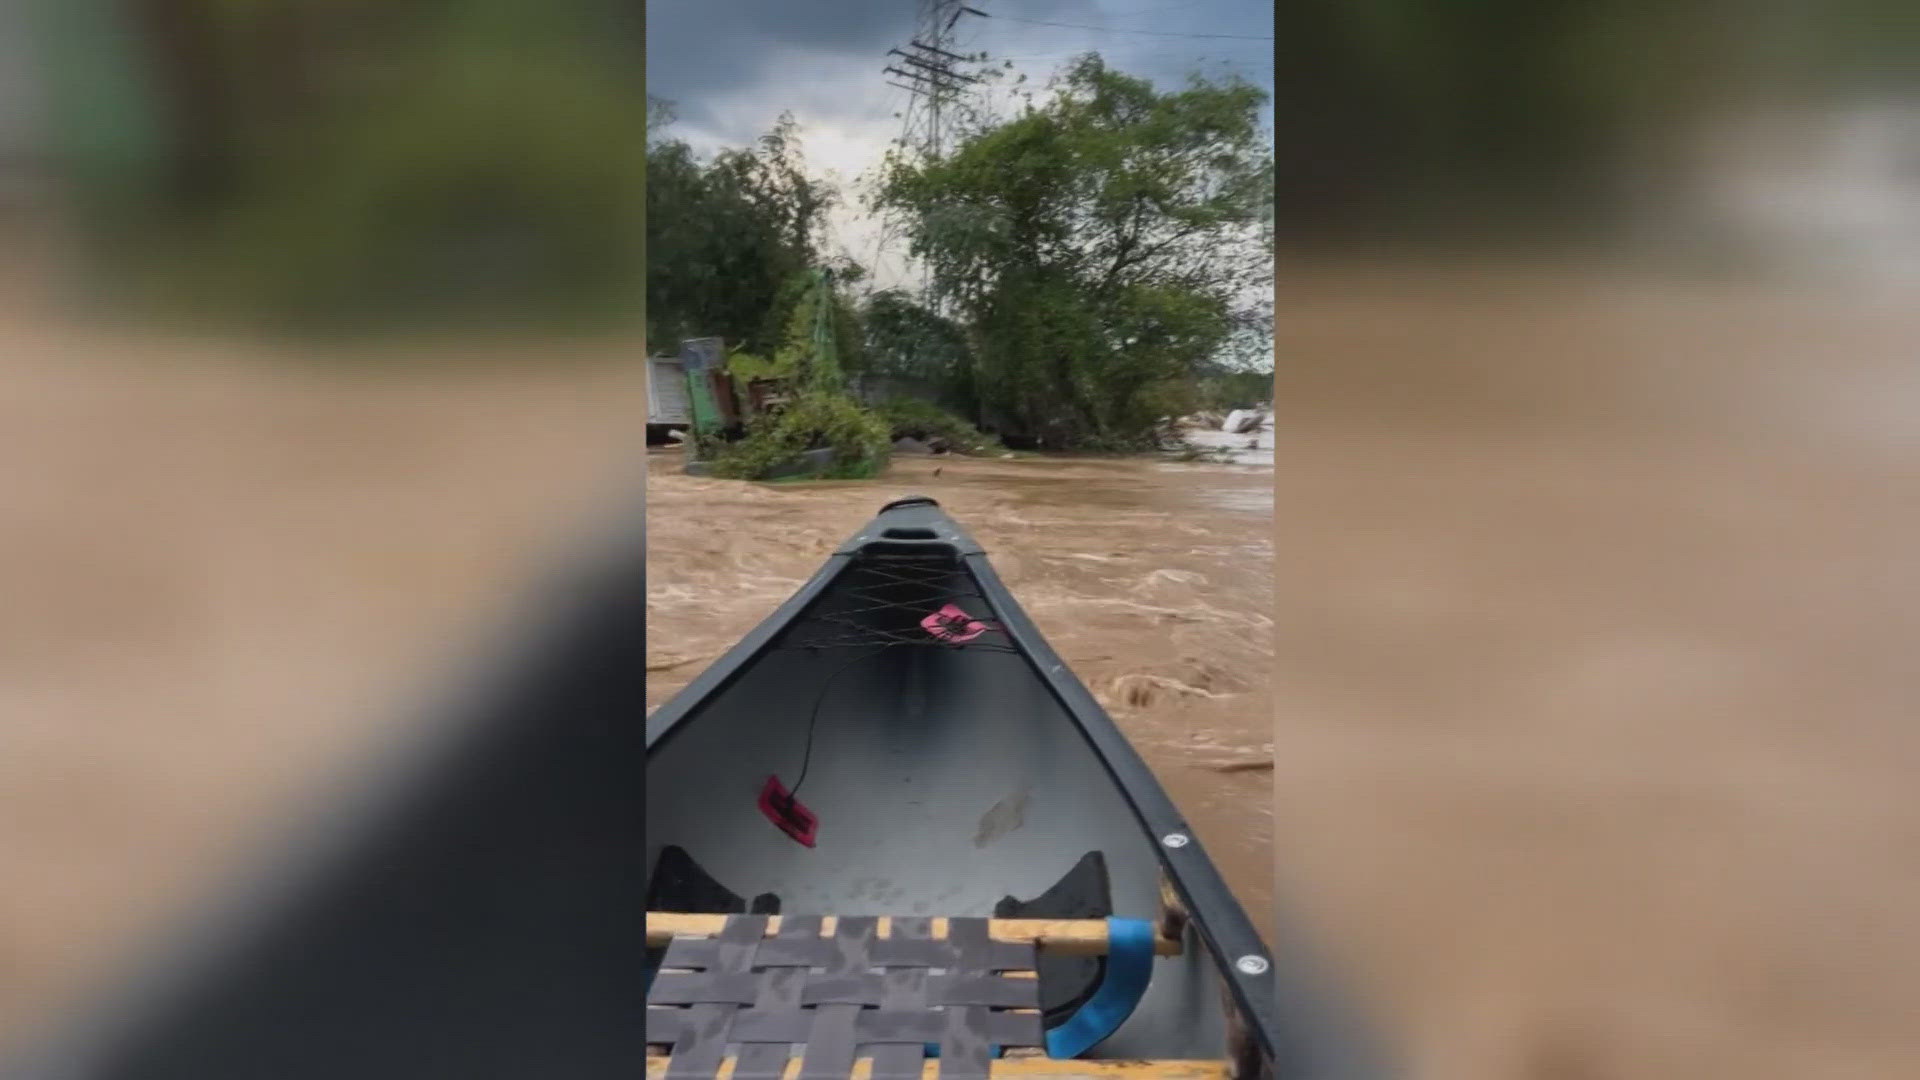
left=1202, top=758, right=1275, bottom=774
left=1222, top=408, right=1268, bottom=434
left=1171, top=444, right=1238, bottom=463
left=646, top=654, right=712, bottom=673
left=1175, top=408, right=1269, bottom=433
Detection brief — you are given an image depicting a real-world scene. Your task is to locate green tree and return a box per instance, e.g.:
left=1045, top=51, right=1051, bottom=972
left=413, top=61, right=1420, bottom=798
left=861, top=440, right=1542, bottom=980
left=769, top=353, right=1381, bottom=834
left=860, top=289, right=977, bottom=415
left=646, top=109, right=835, bottom=356
left=1194, top=366, right=1275, bottom=411
left=875, top=54, right=1272, bottom=449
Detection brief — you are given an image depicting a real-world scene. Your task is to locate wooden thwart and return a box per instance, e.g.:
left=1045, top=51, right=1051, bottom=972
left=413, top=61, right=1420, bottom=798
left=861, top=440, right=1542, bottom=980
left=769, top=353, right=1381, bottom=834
left=645, top=1058, right=1231, bottom=1080
left=646, top=913, right=1181, bottom=957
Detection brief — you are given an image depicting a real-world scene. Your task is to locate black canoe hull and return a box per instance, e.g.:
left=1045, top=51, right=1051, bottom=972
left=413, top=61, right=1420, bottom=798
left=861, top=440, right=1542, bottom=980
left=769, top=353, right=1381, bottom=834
left=647, top=497, right=1303, bottom=1072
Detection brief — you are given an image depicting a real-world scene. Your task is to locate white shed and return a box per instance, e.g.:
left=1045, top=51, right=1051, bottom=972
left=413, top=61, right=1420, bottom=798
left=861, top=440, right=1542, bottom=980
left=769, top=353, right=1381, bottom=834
left=647, top=356, right=691, bottom=426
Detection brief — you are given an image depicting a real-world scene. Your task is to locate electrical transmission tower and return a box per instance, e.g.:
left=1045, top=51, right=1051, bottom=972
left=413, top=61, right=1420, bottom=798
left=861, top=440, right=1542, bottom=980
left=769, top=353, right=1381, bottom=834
left=881, top=1, right=985, bottom=306
left=885, top=0, right=984, bottom=162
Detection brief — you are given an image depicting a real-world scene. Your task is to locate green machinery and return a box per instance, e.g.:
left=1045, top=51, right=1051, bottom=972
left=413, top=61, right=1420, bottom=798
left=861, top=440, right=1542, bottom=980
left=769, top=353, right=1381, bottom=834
left=678, top=337, right=727, bottom=444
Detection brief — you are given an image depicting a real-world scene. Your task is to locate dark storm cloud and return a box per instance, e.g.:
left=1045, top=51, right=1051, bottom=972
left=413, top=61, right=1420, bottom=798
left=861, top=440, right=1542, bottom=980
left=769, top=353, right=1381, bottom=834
left=646, top=0, right=906, bottom=127
left=646, top=0, right=1271, bottom=140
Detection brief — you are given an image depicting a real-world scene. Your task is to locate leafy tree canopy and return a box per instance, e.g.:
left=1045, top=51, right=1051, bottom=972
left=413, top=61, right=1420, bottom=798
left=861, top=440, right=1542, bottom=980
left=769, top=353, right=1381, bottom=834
left=875, top=55, right=1273, bottom=448
left=647, top=109, right=835, bottom=356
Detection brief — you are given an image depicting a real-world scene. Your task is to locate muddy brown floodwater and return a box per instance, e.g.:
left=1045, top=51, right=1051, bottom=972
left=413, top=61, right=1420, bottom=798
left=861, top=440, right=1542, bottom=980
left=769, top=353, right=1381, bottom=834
left=1272, top=262, right=1920, bottom=1079
left=644, top=450, right=1279, bottom=933
left=0, top=258, right=644, bottom=1056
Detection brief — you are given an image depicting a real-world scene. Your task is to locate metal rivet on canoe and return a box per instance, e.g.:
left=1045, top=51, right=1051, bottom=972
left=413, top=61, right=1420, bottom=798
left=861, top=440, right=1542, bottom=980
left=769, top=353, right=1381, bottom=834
left=1235, top=955, right=1270, bottom=976
left=1161, top=832, right=1189, bottom=848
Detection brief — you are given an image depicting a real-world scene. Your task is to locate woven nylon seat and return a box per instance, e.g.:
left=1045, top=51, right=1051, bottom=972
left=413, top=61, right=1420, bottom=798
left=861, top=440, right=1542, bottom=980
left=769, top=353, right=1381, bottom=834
left=648, top=915, right=1045, bottom=1080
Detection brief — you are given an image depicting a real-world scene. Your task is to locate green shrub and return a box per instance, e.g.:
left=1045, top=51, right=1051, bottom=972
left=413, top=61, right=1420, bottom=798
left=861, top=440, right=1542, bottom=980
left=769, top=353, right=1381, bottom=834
left=707, top=392, right=891, bottom=480
left=872, top=398, right=998, bottom=454
left=724, top=347, right=795, bottom=384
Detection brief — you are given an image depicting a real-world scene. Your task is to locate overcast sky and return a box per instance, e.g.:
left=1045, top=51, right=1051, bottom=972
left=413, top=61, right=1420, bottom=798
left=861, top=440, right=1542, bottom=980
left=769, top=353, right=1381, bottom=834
left=646, top=0, right=1273, bottom=291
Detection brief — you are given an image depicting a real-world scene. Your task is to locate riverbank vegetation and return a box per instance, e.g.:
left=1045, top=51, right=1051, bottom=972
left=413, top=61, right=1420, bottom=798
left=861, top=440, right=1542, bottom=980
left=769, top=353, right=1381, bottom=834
left=648, top=52, right=1274, bottom=466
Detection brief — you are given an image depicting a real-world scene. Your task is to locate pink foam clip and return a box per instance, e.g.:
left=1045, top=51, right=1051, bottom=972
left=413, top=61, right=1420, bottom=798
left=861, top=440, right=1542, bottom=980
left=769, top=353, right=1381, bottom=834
left=921, top=603, right=988, bottom=643
left=758, top=775, right=817, bottom=847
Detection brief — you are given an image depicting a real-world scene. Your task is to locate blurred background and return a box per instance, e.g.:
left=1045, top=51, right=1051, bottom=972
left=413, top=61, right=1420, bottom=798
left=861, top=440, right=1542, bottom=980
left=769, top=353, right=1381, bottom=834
left=1273, top=1, right=1920, bottom=1077
left=0, top=0, right=645, bottom=1060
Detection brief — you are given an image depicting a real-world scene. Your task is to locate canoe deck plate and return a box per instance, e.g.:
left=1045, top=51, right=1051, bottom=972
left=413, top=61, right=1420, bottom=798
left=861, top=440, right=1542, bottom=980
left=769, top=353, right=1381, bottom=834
left=648, top=915, right=1045, bottom=1080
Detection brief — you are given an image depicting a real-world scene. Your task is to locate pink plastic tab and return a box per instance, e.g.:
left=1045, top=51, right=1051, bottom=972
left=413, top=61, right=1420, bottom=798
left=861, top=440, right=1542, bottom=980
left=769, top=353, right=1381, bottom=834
left=921, top=603, right=988, bottom=644
left=758, top=775, right=817, bottom=847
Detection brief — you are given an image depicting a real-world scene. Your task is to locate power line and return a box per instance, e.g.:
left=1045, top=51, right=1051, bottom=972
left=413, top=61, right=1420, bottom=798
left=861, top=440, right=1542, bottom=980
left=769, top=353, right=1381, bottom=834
left=975, top=12, right=1273, bottom=41
left=985, top=37, right=1272, bottom=54
left=1092, top=0, right=1218, bottom=18
left=988, top=49, right=1270, bottom=61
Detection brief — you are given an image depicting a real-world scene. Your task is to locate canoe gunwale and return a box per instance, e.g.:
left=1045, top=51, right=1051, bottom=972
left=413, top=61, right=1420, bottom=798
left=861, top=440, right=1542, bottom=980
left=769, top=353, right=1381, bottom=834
left=644, top=551, right=849, bottom=750
left=956, top=548, right=1281, bottom=1064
